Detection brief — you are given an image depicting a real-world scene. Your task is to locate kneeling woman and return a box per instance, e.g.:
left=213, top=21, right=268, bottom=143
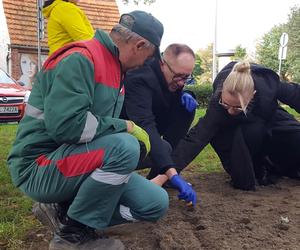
left=172, top=61, right=300, bottom=190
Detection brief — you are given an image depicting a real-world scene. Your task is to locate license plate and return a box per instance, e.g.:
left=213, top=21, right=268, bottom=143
left=0, top=106, right=18, bottom=113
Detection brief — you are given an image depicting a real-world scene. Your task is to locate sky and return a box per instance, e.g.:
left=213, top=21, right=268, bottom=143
left=116, top=0, right=300, bottom=55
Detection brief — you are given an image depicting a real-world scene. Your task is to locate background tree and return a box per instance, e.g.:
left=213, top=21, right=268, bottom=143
left=256, top=6, right=300, bottom=81
left=285, top=6, right=300, bottom=82
left=231, top=45, right=247, bottom=61
left=192, top=54, right=204, bottom=84
left=256, top=24, right=287, bottom=77
left=196, top=43, right=213, bottom=84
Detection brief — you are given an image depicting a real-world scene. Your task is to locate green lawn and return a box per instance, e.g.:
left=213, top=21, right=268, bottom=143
left=0, top=124, right=40, bottom=249
left=190, top=108, right=222, bottom=172
left=0, top=105, right=299, bottom=249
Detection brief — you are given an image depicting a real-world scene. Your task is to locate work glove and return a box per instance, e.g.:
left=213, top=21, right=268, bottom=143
left=170, top=174, right=197, bottom=206
left=128, top=121, right=151, bottom=157
left=181, top=92, right=199, bottom=113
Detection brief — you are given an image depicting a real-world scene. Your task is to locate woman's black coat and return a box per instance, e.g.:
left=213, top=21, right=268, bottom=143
left=172, top=61, right=300, bottom=189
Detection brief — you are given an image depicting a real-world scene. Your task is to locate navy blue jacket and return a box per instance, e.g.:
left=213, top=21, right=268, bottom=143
left=121, top=58, right=186, bottom=171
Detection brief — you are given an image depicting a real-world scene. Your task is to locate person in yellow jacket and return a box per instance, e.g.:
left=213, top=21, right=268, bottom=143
left=43, top=0, right=94, bottom=55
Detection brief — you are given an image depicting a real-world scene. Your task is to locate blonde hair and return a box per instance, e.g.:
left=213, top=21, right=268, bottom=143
left=222, top=61, right=254, bottom=111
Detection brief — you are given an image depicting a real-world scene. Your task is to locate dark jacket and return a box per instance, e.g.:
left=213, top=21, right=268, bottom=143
left=172, top=61, right=300, bottom=170
left=121, top=58, right=186, bottom=172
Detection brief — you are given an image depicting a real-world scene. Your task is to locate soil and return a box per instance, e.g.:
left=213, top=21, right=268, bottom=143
left=23, top=171, right=300, bottom=250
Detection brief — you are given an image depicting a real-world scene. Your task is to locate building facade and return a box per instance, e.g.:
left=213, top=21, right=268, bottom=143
left=1, top=0, right=120, bottom=88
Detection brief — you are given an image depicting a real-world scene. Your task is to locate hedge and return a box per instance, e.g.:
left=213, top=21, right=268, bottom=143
left=184, top=83, right=213, bottom=108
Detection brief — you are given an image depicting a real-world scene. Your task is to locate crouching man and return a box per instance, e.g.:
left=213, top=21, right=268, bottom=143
left=7, top=11, right=168, bottom=250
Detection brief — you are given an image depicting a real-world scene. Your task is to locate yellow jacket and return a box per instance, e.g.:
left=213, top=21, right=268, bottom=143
left=43, top=0, right=94, bottom=55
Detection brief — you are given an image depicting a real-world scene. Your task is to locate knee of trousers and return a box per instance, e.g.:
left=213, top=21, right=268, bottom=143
left=144, top=188, right=169, bottom=222
left=107, top=133, right=140, bottom=173
left=156, top=188, right=169, bottom=219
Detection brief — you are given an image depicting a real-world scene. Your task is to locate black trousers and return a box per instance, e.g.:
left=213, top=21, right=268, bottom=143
left=211, top=118, right=267, bottom=190
left=266, top=130, right=300, bottom=178
left=211, top=112, right=300, bottom=190
left=137, top=105, right=195, bottom=179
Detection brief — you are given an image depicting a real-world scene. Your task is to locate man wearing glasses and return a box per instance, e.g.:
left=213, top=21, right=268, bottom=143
left=121, top=43, right=197, bottom=206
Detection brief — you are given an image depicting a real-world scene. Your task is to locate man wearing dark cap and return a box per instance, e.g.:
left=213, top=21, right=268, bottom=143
left=8, top=10, right=167, bottom=250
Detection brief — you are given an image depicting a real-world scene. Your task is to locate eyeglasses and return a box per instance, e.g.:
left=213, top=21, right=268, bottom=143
left=219, top=98, right=244, bottom=112
left=163, top=59, right=194, bottom=84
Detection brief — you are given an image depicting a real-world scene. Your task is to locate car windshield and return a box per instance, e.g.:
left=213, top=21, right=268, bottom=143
left=0, top=69, right=16, bottom=84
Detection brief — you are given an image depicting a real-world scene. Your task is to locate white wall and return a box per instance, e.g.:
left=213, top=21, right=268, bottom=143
left=218, top=57, right=232, bottom=72
left=0, top=0, right=10, bottom=73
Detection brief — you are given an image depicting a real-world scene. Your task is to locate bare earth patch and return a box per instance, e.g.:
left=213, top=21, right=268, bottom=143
left=24, top=172, right=300, bottom=250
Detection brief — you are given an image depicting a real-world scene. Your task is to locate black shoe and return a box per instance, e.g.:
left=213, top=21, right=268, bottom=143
left=32, top=202, right=64, bottom=233
left=49, top=224, right=125, bottom=250
left=257, top=173, right=280, bottom=186
left=49, top=225, right=124, bottom=250
left=229, top=179, right=256, bottom=191
left=33, top=203, right=124, bottom=250
left=287, top=169, right=300, bottom=180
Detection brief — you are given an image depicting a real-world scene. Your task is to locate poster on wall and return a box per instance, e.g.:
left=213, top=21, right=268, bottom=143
left=18, top=53, right=47, bottom=89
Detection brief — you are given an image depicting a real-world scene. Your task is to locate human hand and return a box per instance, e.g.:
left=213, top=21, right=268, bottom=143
left=170, top=174, right=197, bottom=206
left=128, top=121, right=151, bottom=156
left=150, top=174, right=168, bottom=186
left=181, top=93, right=199, bottom=112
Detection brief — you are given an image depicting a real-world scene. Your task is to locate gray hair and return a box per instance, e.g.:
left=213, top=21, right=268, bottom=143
left=111, top=24, right=155, bottom=50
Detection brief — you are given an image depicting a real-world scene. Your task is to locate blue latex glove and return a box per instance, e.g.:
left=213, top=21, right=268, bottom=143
left=181, top=92, right=199, bottom=113
left=170, top=174, right=197, bottom=206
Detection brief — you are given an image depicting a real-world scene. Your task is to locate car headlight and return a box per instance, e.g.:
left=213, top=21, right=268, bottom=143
left=24, top=91, right=31, bottom=103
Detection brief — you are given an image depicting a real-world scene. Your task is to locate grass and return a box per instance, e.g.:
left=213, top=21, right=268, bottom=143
left=190, top=108, right=222, bottom=173
left=0, top=124, right=39, bottom=249
left=281, top=105, right=300, bottom=119
left=0, top=105, right=299, bottom=249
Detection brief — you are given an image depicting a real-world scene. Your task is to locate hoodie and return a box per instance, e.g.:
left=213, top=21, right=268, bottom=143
left=43, top=0, right=94, bottom=55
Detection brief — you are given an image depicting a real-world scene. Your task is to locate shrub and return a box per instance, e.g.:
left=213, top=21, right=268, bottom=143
left=184, top=83, right=213, bottom=107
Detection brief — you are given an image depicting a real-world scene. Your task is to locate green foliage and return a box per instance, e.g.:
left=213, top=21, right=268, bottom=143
left=193, top=54, right=204, bottom=80
left=285, top=6, right=300, bottom=82
left=196, top=43, right=213, bottom=84
left=256, top=24, right=288, bottom=77
left=256, top=6, right=300, bottom=82
left=231, top=45, right=247, bottom=61
left=185, top=83, right=213, bottom=108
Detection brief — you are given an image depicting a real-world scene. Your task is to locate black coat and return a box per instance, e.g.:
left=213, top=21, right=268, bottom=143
left=121, top=58, right=185, bottom=170
left=172, top=61, right=300, bottom=170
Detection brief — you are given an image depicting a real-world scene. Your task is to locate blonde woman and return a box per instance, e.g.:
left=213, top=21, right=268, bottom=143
left=171, top=61, right=300, bottom=191
left=43, top=0, right=94, bottom=55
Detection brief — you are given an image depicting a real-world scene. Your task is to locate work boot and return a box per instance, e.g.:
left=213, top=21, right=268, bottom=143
left=32, top=202, right=65, bottom=233
left=49, top=224, right=124, bottom=250
left=34, top=202, right=124, bottom=249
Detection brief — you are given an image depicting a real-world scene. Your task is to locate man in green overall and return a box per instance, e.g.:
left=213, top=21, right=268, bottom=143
left=8, top=11, right=168, bottom=250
